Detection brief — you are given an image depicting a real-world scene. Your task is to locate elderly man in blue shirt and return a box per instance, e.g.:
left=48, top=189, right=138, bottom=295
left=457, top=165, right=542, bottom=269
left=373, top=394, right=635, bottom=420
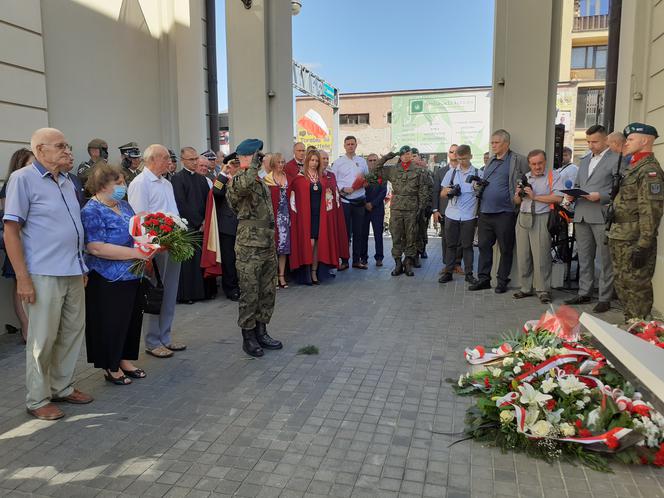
left=3, top=127, right=93, bottom=421
left=438, top=145, right=479, bottom=284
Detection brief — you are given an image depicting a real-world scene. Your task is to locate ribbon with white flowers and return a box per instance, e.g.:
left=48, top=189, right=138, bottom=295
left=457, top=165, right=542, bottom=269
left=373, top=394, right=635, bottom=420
left=464, top=343, right=513, bottom=365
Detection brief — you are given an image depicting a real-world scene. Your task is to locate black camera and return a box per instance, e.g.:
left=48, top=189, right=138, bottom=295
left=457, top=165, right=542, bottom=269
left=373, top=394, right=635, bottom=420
left=466, top=174, right=489, bottom=198
left=446, top=183, right=462, bottom=198
left=517, top=174, right=531, bottom=198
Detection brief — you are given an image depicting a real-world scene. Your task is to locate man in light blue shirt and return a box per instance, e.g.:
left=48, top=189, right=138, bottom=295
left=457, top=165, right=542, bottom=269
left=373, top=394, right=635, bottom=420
left=438, top=145, right=479, bottom=284
left=3, top=127, right=93, bottom=420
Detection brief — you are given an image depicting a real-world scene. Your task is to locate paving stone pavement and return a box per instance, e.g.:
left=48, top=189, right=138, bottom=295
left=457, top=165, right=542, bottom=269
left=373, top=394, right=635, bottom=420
left=0, top=236, right=662, bottom=498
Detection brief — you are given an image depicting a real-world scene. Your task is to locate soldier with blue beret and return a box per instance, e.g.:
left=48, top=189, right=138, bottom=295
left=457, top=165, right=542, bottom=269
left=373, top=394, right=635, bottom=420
left=226, top=139, right=282, bottom=357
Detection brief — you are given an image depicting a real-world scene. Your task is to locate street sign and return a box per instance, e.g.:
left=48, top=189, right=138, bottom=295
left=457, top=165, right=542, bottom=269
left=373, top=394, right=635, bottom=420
left=292, top=60, right=339, bottom=109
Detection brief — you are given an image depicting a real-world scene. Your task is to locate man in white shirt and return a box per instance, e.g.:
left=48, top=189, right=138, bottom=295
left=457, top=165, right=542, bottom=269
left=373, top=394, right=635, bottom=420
left=128, top=144, right=185, bottom=358
left=330, top=136, right=369, bottom=270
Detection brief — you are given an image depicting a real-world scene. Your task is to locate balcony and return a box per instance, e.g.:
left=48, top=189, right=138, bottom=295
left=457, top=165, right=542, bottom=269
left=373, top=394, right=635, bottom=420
left=570, top=68, right=606, bottom=81
left=573, top=14, right=609, bottom=32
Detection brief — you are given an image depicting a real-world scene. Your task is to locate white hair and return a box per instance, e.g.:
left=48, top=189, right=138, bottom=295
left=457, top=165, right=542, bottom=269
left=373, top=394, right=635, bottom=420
left=30, top=127, right=64, bottom=153
left=143, top=144, right=168, bottom=163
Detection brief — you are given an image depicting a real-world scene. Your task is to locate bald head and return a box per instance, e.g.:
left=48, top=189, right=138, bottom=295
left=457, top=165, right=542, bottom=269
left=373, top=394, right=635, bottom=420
left=607, top=131, right=626, bottom=154
left=293, top=142, right=306, bottom=163
left=30, top=127, right=71, bottom=172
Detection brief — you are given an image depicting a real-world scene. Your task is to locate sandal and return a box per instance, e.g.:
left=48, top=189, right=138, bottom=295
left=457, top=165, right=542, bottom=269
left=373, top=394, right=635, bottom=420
left=145, top=346, right=174, bottom=358
left=278, top=274, right=289, bottom=289
left=311, top=269, right=320, bottom=285
left=104, top=370, right=132, bottom=385
left=121, top=368, right=146, bottom=379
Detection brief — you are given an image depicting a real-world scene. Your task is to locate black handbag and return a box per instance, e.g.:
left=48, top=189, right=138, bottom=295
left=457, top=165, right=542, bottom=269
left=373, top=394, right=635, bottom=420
left=142, top=259, right=164, bottom=315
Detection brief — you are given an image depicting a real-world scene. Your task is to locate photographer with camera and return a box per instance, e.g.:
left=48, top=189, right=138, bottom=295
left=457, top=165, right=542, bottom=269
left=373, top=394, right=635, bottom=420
left=438, top=145, right=479, bottom=284
left=469, top=129, right=529, bottom=293
left=513, top=150, right=564, bottom=304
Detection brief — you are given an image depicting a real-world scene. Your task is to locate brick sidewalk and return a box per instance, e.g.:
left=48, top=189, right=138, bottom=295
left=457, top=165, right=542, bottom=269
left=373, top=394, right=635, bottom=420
left=0, top=238, right=662, bottom=497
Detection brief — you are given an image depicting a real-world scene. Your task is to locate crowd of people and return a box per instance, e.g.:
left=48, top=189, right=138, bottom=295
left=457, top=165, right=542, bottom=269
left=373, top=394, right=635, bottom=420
left=0, top=120, right=662, bottom=421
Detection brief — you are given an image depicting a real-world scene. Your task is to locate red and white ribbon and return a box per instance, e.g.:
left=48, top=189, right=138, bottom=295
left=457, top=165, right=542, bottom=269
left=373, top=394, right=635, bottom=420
left=465, top=343, right=512, bottom=365
left=515, top=351, right=590, bottom=383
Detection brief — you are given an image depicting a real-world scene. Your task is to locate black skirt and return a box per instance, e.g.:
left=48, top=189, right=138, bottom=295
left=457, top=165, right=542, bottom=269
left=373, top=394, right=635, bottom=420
left=310, top=181, right=321, bottom=239
left=85, top=271, right=144, bottom=370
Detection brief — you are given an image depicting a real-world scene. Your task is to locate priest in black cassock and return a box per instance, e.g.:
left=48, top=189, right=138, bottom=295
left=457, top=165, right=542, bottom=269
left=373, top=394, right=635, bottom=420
left=172, top=146, right=210, bottom=303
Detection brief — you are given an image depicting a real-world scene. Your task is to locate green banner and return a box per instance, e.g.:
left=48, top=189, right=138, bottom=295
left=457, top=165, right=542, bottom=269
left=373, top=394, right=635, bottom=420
left=391, top=90, right=491, bottom=158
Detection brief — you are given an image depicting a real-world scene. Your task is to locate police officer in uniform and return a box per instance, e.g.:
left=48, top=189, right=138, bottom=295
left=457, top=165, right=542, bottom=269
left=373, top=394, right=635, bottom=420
left=374, top=146, right=430, bottom=276
left=119, top=142, right=142, bottom=184
left=607, top=123, right=664, bottom=322
left=226, top=139, right=282, bottom=357
left=77, top=138, right=108, bottom=189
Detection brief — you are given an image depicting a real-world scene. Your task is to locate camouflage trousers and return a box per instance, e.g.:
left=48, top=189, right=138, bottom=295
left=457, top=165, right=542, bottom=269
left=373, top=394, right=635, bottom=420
left=608, top=239, right=657, bottom=320
left=416, top=213, right=430, bottom=252
left=390, top=209, right=418, bottom=259
left=236, top=245, right=277, bottom=329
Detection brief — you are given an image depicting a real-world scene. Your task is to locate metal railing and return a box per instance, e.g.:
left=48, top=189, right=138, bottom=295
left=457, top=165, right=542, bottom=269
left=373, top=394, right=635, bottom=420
left=573, top=14, right=609, bottom=32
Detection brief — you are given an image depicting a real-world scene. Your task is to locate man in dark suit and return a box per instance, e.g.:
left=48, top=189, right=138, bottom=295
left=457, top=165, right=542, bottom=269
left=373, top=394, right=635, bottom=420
left=469, top=129, right=529, bottom=293
left=564, top=125, right=619, bottom=313
left=284, top=142, right=306, bottom=182
left=213, top=153, right=241, bottom=301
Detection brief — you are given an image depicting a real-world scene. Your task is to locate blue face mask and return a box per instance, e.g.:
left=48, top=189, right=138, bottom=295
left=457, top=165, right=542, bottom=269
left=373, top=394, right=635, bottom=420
left=110, top=185, right=127, bottom=201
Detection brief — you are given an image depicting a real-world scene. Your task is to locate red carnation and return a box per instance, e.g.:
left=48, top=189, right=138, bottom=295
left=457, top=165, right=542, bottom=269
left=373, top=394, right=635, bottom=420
left=606, top=435, right=620, bottom=450
left=162, top=225, right=173, bottom=233
left=148, top=230, right=157, bottom=237
left=522, top=362, right=535, bottom=372
left=160, top=225, right=168, bottom=231
left=632, top=404, right=651, bottom=417
left=483, top=377, right=490, bottom=388
left=574, top=419, right=583, bottom=429
left=578, top=429, right=592, bottom=438
left=545, top=399, right=556, bottom=411
left=165, top=218, right=174, bottom=226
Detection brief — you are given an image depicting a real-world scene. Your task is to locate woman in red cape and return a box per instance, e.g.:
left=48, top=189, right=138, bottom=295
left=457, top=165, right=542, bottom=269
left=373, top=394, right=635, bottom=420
left=289, top=150, right=347, bottom=284
left=320, top=152, right=350, bottom=265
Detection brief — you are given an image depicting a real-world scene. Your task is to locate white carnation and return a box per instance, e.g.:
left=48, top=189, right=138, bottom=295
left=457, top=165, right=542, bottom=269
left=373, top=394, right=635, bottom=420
left=559, top=422, right=575, bottom=436
left=530, top=420, right=553, bottom=438
left=575, top=400, right=586, bottom=410
left=513, top=365, right=522, bottom=374
left=500, top=410, right=515, bottom=424
left=502, top=357, right=514, bottom=367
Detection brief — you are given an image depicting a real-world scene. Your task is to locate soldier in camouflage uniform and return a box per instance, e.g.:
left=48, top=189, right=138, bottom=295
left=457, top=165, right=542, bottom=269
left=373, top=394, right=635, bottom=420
left=226, top=139, right=282, bottom=357
left=77, top=138, right=108, bottom=195
left=374, top=146, right=430, bottom=276
left=411, top=148, right=433, bottom=267
left=607, top=123, right=664, bottom=322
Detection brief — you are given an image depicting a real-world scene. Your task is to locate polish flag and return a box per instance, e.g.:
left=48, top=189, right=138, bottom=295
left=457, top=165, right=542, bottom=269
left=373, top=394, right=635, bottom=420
left=298, top=109, right=329, bottom=139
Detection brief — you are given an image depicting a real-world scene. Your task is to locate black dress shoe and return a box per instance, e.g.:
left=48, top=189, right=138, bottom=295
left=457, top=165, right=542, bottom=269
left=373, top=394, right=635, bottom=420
left=564, top=295, right=592, bottom=305
left=465, top=274, right=478, bottom=285
left=593, top=301, right=611, bottom=313
left=495, top=284, right=507, bottom=294
left=255, top=322, right=283, bottom=350
left=420, top=250, right=428, bottom=259
left=438, top=273, right=452, bottom=283
left=469, top=279, right=491, bottom=291
left=228, top=291, right=240, bottom=302
left=241, top=328, right=264, bottom=357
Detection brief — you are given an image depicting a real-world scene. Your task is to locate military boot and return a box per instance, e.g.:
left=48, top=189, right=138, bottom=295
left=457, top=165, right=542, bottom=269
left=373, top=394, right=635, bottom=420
left=403, top=257, right=415, bottom=277
left=391, top=258, right=404, bottom=276
left=242, top=328, right=264, bottom=357
left=255, top=322, right=283, bottom=350
left=413, top=254, right=422, bottom=268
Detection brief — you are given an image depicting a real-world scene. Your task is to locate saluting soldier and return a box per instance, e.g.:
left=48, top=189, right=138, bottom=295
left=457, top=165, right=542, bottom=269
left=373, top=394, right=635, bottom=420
left=119, top=142, right=142, bottom=184
left=77, top=138, right=108, bottom=191
left=374, top=146, right=430, bottom=276
left=226, top=139, right=282, bottom=357
left=607, top=123, right=664, bottom=322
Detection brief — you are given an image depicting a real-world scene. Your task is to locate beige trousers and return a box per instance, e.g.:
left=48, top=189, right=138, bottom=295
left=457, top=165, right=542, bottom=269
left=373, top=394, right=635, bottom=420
left=24, top=275, right=86, bottom=410
left=516, top=212, right=552, bottom=294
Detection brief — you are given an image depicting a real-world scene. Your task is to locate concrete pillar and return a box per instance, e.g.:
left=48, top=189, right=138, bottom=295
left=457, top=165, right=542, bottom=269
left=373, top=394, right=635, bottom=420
left=225, top=0, right=293, bottom=154
left=492, top=0, right=563, bottom=158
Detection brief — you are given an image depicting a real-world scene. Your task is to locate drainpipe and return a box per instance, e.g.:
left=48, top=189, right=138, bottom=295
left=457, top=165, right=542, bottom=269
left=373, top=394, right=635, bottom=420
left=206, top=0, right=220, bottom=151
left=603, top=0, right=621, bottom=132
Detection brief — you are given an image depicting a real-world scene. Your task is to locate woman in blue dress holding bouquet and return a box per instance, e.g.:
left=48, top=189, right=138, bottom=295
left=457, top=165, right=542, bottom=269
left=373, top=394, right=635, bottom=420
left=81, top=164, right=154, bottom=385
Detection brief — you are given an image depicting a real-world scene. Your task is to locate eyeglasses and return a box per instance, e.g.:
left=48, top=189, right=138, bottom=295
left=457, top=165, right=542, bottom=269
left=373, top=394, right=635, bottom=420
left=40, top=143, right=72, bottom=151
left=181, top=157, right=198, bottom=161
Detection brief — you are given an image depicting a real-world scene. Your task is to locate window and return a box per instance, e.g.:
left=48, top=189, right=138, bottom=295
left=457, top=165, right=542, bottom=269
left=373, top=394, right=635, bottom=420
left=578, top=0, right=609, bottom=17
left=386, top=112, right=392, bottom=124
left=340, top=113, right=370, bottom=125
left=571, top=45, right=607, bottom=69
left=576, top=87, right=605, bottom=130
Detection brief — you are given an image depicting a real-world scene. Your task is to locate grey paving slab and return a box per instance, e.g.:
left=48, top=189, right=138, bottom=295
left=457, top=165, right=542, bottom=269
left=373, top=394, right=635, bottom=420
left=0, top=235, right=658, bottom=497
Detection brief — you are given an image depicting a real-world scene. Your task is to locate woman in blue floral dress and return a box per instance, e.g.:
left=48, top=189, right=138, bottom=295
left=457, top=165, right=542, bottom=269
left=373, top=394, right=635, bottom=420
left=264, top=153, right=291, bottom=288
left=81, top=164, right=153, bottom=385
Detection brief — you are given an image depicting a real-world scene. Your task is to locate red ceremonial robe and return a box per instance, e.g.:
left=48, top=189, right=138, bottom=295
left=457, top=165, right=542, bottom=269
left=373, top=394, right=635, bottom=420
left=200, top=189, right=223, bottom=278
left=289, top=173, right=345, bottom=269
left=323, top=171, right=350, bottom=261
left=284, top=159, right=301, bottom=183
